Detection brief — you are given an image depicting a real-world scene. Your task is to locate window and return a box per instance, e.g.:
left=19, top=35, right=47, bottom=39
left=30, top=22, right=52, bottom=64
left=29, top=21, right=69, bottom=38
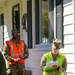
left=12, top=4, right=20, bottom=30
left=35, top=0, right=54, bottom=44
left=41, top=0, right=48, bottom=43
left=35, top=0, right=63, bottom=44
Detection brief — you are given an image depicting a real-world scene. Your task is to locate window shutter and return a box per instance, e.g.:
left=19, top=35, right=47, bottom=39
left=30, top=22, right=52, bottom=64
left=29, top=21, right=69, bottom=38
left=35, top=0, right=39, bottom=44
left=0, top=14, right=4, bottom=26
left=0, top=15, right=1, bottom=25
left=49, top=0, right=54, bottom=43
left=27, top=0, right=32, bottom=48
left=56, top=0, right=63, bottom=43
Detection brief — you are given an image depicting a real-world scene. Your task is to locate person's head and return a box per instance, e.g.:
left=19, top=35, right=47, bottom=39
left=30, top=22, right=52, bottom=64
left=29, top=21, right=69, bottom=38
left=51, top=39, right=62, bottom=54
left=11, top=29, right=20, bottom=40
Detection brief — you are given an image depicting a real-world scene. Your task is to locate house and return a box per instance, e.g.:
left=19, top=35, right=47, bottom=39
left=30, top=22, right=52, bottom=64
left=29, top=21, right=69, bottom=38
left=0, top=0, right=74, bottom=75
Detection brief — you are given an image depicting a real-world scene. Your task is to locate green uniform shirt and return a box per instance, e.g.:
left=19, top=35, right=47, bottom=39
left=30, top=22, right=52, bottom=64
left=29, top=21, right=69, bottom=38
left=40, top=52, right=67, bottom=72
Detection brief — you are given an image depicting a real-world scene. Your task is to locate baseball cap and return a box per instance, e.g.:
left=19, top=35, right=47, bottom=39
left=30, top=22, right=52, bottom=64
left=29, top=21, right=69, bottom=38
left=12, top=29, right=20, bottom=34
left=52, top=39, right=62, bottom=49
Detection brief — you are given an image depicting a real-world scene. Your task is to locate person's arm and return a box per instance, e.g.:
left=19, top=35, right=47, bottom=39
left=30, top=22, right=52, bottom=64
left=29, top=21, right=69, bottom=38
left=21, top=42, right=29, bottom=59
left=24, top=43, right=29, bottom=59
left=57, top=57, right=67, bottom=72
left=3, top=43, right=13, bottom=62
left=40, top=56, right=46, bottom=71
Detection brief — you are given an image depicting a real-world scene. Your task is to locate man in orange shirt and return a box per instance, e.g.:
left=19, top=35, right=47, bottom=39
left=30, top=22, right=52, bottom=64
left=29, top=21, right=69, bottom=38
left=3, top=29, right=29, bottom=75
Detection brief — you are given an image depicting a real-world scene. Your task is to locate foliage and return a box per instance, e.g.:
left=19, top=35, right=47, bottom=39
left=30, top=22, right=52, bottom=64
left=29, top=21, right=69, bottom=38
left=42, top=13, right=48, bottom=38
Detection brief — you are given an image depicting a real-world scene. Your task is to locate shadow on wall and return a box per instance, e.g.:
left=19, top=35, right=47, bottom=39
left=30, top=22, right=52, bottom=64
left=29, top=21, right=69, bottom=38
left=63, top=0, right=72, bottom=5
left=25, top=70, right=32, bottom=75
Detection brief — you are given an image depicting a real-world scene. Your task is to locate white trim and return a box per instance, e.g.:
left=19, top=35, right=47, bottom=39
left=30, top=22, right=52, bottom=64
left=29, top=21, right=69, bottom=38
left=32, top=0, right=35, bottom=48
left=39, top=0, right=42, bottom=43
left=54, top=0, right=56, bottom=39
left=20, top=0, right=22, bottom=39
left=73, top=0, right=75, bottom=74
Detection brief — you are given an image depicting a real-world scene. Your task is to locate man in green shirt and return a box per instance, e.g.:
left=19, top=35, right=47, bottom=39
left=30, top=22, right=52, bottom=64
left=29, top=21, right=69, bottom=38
left=40, top=39, right=67, bottom=75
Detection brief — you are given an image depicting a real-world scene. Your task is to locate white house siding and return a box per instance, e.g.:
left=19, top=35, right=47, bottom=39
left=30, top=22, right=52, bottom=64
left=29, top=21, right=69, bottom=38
left=25, top=44, right=52, bottom=75
left=0, top=8, right=4, bottom=50
left=60, top=0, right=74, bottom=75
left=0, top=0, right=6, bottom=7
left=0, top=0, right=28, bottom=43
left=0, top=26, right=3, bottom=49
left=0, top=0, right=21, bottom=44
left=25, top=0, right=75, bottom=75
left=20, top=0, right=28, bottom=44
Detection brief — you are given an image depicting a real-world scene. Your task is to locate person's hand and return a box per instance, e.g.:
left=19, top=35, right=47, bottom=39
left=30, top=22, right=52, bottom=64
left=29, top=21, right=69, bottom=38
left=12, top=58, right=20, bottom=62
left=45, top=70, right=51, bottom=72
left=14, top=58, right=20, bottom=62
left=52, top=65, right=59, bottom=69
left=20, top=54, right=28, bottom=59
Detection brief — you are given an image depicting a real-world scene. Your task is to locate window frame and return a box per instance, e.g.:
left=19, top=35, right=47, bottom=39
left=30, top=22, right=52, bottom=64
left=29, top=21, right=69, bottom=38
left=35, top=0, right=63, bottom=45
left=35, top=0, right=54, bottom=44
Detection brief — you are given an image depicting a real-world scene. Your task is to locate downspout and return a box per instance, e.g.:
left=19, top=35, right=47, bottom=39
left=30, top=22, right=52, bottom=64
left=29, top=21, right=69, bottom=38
left=32, top=0, right=35, bottom=48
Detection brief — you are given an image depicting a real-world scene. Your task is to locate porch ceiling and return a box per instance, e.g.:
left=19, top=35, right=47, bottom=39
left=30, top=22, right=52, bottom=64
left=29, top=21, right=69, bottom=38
left=0, top=0, right=7, bottom=7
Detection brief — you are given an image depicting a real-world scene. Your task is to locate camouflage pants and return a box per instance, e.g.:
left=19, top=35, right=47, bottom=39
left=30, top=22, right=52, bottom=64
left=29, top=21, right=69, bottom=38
left=7, top=62, right=26, bottom=75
